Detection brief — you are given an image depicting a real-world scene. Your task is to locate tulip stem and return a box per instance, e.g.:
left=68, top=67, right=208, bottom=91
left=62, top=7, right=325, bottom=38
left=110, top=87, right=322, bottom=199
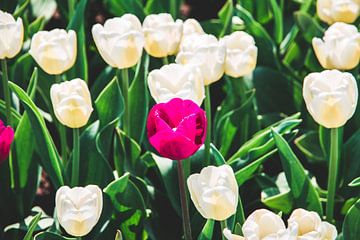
left=204, top=85, right=212, bottom=165
left=71, top=128, right=80, bottom=186
left=177, top=160, right=192, bottom=240
left=220, top=220, right=228, bottom=240
left=326, top=127, right=339, bottom=222
left=120, top=68, right=130, bottom=137
left=55, top=74, right=68, bottom=163
left=162, top=56, right=169, bottom=65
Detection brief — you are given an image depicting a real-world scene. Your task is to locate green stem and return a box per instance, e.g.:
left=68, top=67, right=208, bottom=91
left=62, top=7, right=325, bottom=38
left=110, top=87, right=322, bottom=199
left=177, top=160, right=192, bottom=240
left=71, top=128, right=80, bottom=186
left=55, top=74, right=68, bottom=163
left=170, top=0, right=177, bottom=18
left=68, top=0, right=76, bottom=19
left=120, top=68, right=130, bottom=136
left=239, top=78, right=249, bottom=142
left=55, top=74, right=61, bottom=83
left=162, top=56, right=169, bottom=65
left=220, top=220, right=228, bottom=240
left=204, top=85, right=212, bottom=165
left=237, top=194, right=246, bottom=225
left=326, top=128, right=339, bottom=222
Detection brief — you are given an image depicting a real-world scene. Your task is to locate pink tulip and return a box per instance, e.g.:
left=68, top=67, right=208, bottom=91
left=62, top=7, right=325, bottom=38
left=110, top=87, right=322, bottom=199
left=147, top=98, right=207, bottom=160
left=0, top=119, right=14, bottom=163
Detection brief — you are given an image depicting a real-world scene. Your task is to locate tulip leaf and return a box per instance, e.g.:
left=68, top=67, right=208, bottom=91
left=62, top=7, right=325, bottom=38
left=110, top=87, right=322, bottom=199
left=198, top=219, right=215, bottom=240
left=0, top=99, right=21, bottom=126
left=295, top=131, right=325, bottom=163
left=218, top=0, right=233, bottom=37
left=269, top=0, right=283, bottom=44
left=294, top=11, right=324, bottom=43
left=343, top=199, right=360, bottom=240
left=349, top=177, right=360, bottom=187
left=23, top=212, right=41, bottom=240
left=262, top=191, right=294, bottom=214
left=104, top=0, right=145, bottom=20
left=342, top=129, right=360, bottom=187
left=34, top=232, right=76, bottom=240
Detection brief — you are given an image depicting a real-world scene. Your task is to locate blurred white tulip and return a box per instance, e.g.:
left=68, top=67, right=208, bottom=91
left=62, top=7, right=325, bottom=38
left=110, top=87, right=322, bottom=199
left=0, top=10, right=23, bottom=59
left=317, top=0, right=360, bottom=24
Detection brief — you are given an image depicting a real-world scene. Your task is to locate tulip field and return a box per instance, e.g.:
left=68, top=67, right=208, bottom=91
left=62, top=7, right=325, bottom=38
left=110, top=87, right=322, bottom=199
left=1, top=0, right=360, bottom=239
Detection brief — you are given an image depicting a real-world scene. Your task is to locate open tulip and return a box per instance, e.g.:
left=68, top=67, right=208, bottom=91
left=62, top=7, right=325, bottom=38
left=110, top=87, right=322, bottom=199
left=148, top=63, right=205, bottom=106
left=317, top=0, right=360, bottom=24
left=303, top=70, right=358, bottom=128
left=176, top=34, right=225, bottom=85
left=312, top=22, right=360, bottom=70
left=147, top=98, right=206, bottom=160
left=92, top=14, right=144, bottom=69
left=221, top=31, right=258, bottom=78
left=50, top=78, right=93, bottom=128
left=143, top=13, right=183, bottom=57
left=0, top=119, right=14, bottom=163
left=0, top=10, right=24, bottom=59
left=56, top=185, right=103, bottom=237
left=187, top=165, right=238, bottom=221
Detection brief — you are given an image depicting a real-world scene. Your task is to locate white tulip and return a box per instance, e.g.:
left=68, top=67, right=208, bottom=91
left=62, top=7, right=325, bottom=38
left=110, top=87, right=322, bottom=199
left=50, top=79, right=93, bottom=128
left=187, top=165, right=238, bottom=221
left=29, top=29, right=77, bottom=75
left=176, top=34, right=225, bottom=85
left=303, top=70, right=358, bottom=128
left=56, top=185, right=103, bottom=237
left=312, top=22, right=360, bottom=70
left=0, top=10, right=23, bottom=59
left=92, top=14, right=144, bottom=69
left=223, top=229, right=245, bottom=240
left=143, top=13, right=183, bottom=57
left=317, top=0, right=360, bottom=24
left=182, top=18, right=204, bottom=37
left=221, top=31, right=258, bottom=78
left=148, top=63, right=205, bottom=106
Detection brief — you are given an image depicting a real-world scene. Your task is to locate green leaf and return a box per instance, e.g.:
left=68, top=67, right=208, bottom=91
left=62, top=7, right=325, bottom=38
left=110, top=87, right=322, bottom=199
left=295, top=131, right=325, bottom=163
left=104, top=0, right=145, bottom=20
left=218, top=0, right=234, bottom=37
left=262, top=191, right=294, bottom=214
left=23, top=212, right=41, bottom=240
left=34, top=232, right=75, bottom=240
left=343, top=199, right=360, bottom=240
left=13, top=0, right=30, bottom=18
left=349, top=177, right=360, bottom=187
left=294, top=11, right=324, bottom=43
left=343, top=129, right=360, bottom=185
left=28, top=17, right=45, bottom=38
left=269, top=0, right=283, bottom=44
left=197, top=219, right=215, bottom=240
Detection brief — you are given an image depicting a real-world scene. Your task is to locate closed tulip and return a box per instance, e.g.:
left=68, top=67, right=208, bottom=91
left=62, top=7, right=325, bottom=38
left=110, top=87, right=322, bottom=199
left=92, top=14, right=144, bottom=69
left=303, top=70, right=358, bottom=128
left=147, top=98, right=206, bottom=160
left=148, top=63, right=205, bottom=106
left=187, top=165, right=238, bottom=221
left=56, top=185, right=103, bottom=237
left=221, top=31, right=258, bottom=78
left=312, top=22, right=360, bottom=70
left=50, top=79, right=93, bottom=128
left=182, top=18, right=204, bottom=38
left=176, top=34, right=225, bottom=85
left=143, top=13, right=183, bottom=57
left=0, top=119, right=14, bottom=163
left=0, top=10, right=24, bottom=59
left=317, top=0, right=360, bottom=24
left=223, top=229, right=245, bottom=240
left=29, top=29, right=77, bottom=75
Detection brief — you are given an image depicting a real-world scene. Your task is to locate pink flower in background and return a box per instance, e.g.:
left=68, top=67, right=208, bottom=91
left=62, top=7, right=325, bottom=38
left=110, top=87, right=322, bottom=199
left=147, top=98, right=207, bottom=160
left=0, top=119, right=14, bottom=163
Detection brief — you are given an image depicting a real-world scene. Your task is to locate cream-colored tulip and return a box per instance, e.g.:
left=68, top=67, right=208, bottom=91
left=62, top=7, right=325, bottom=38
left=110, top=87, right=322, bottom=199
left=0, top=10, right=23, bottom=59
left=176, top=34, right=225, bottom=85
left=223, top=229, right=245, bottom=240
left=242, top=209, right=298, bottom=240
left=288, top=208, right=337, bottom=240
left=29, top=29, right=77, bottom=75
left=317, top=0, right=360, bottom=24
left=221, top=31, right=258, bottom=78
left=187, top=165, right=238, bottom=221
left=148, top=63, right=205, bottom=106
left=312, top=22, right=360, bottom=70
left=56, top=185, right=103, bottom=237
left=182, top=18, right=204, bottom=37
left=143, top=13, right=183, bottom=57
left=92, top=14, right=144, bottom=69
left=303, top=70, right=358, bottom=128
left=50, top=79, right=93, bottom=128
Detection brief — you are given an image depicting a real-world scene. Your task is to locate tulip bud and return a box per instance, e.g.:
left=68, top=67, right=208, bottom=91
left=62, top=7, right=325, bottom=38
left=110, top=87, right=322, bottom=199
left=50, top=79, right=93, bottom=128
left=92, top=14, right=144, bottom=69
left=148, top=63, right=205, bottom=106
left=187, top=165, right=238, bottom=221
left=0, top=10, right=24, bottom=59
left=143, top=13, right=183, bottom=57
left=29, top=29, right=77, bottom=75
left=0, top=119, right=14, bottom=163
left=221, top=31, right=258, bottom=78
left=176, top=34, right=225, bottom=85
left=317, top=0, right=360, bottom=24
left=312, top=22, right=360, bottom=70
left=303, top=70, right=358, bottom=128
left=56, top=185, right=103, bottom=237
left=183, top=18, right=204, bottom=37
left=223, top=229, right=245, bottom=240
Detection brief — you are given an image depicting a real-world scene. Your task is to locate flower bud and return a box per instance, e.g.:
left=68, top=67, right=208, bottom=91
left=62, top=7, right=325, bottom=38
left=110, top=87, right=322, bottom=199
left=317, top=0, right=360, bottom=24
left=187, top=165, right=238, bottom=221
left=29, top=29, right=77, bottom=75
left=223, top=229, right=245, bottom=240
left=303, top=70, right=358, bottom=128
left=50, top=79, right=93, bottom=128
left=0, top=10, right=24, bottom=59
left=0, top=119, right=14, bottom=163
left=92, top=14, right=144, bottom=69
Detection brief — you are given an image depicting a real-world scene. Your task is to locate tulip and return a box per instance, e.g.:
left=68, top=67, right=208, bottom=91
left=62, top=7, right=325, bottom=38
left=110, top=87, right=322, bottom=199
left=50, top=78, right=93, bottom=128
left=148, top=63, right=205, bottom=106
left=56, top=185, right=103, bottom=237
left=143, top=13, right=183, bottom=57
left=312, top=22, right=360, bottom=70
left=0, top=10, right=24, bottom=59
left=317, top=0, right=360, bottom=24
left=223, top=229, right=245, bottom=240
left=92, top=14, right=144, bottom=69
left=187, top=165, right=238, bottom=221
left=29, top=29, right=77, bottom=75
left=182, top=18, right=204, bottom=38
left=0, top=119, right=14, bottom=163
left=147, top=98, right=206, bottom=160
left=221, top=31, right=258, bottom=78
left=303, top=70, right=358, bottom=128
